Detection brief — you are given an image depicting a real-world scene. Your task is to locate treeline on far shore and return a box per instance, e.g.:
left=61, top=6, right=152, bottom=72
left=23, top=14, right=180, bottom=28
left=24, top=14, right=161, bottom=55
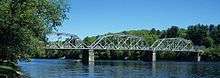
left=33, top=50, right=219, bottom=61
left=31, top=24, right=220, bottom=61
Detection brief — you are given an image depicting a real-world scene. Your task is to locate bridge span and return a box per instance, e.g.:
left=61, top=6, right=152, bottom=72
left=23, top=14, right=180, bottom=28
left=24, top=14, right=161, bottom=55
left=45, top=32, right=203, bottom=63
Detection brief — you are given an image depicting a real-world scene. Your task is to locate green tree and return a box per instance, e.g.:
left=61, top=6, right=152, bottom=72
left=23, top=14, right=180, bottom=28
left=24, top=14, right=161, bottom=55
left=0, top=0, right=69, bottom=62
left=166, top=26, right=180, bottom=38
left=210, top=24, right=220, bottom=45
left=125, top=30, right=159, bottom=45
left=159, top=30, right=166, bottom=38
left=186, top=24, right=209, bottom=47
left=178, top=28, right=187, bottom=38
left=209, top=24, right=215, bottom=32
left=83, top=36, right=97, bottom=46
left=150, top=28, right=157, bottom=34
left=204, top=37, right=214, bottom=48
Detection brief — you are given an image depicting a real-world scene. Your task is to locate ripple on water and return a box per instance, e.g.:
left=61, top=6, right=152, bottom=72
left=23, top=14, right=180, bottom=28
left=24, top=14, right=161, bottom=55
left=18, top=59, right=220, bottom=78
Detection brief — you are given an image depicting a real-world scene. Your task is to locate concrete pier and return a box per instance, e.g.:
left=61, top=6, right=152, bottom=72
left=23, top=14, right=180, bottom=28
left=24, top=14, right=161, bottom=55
left=197, top=53, right=201, bottom=62
left=152, top=52, right=156, bottom=62
left=89, top=49, right=95, bottom=62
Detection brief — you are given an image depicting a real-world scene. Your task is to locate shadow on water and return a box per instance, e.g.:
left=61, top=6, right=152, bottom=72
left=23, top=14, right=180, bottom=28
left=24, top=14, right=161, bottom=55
left=18, top=59, right=220, bottom=78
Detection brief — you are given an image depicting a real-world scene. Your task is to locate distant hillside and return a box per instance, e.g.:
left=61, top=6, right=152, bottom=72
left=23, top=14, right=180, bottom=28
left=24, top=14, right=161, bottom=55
left=83, top=24, right=220, bottom=61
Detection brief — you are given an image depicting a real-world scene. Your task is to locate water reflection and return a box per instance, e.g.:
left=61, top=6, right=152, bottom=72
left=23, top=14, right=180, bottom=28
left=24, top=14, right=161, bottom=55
left=18, top=59, right=220, bottom=78
left=152, top=62, right=156, bottom=78
left=89, top=62, right=94, bottom=78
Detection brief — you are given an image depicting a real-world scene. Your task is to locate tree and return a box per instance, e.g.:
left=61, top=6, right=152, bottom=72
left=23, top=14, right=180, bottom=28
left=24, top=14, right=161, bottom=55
left=210, top=24, right=220, bottom=45
left=178, top=28, right=187, bottom=38
left=186, top=24, right=209, bottom=47
left=159, top=30, right=166, bottom=38
left=83, top=36, right=97, bottom=46
left=156, top=30, right=161, bottom=35
left=125, top=30, right=159, bottom=45
left=204, top=37, right=214, bottom=48
left=0, top=0, right=69, bottom=62
left=150, top=28, right=156, bottom=34
left=209, top=24, right=215, bottom=32
left=166, top=26, right=180, bottom=38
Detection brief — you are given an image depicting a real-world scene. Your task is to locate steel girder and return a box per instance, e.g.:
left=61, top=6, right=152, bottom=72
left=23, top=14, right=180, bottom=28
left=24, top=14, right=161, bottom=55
left=89, top=34, right=149, bottom=50
left=150, top=38, right=196, bottom=52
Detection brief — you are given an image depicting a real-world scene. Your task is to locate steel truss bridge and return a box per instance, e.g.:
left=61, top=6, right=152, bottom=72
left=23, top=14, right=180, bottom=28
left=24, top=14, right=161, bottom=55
left=46, top=32, right=203, bottom=62
left=46, top=32, right=202, bottom=52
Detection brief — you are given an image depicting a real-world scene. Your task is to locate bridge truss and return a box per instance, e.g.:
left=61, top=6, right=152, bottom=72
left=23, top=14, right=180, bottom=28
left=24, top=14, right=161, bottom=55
left=46, top=33, right=88, bottom=49
left=89, top=34, right=149, bottom=50
left=45, top=32, right=202, bottom=52
left=151, top=38, right=197, bottom=52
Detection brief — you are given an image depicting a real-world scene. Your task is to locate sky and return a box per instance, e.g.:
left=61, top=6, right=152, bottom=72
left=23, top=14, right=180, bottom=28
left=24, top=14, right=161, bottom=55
left=58, top=0, right=220, bottom=39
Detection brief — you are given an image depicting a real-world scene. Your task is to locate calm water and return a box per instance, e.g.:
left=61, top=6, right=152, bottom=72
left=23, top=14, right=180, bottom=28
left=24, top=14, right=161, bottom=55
left=18, top=59, right=220, bottom=78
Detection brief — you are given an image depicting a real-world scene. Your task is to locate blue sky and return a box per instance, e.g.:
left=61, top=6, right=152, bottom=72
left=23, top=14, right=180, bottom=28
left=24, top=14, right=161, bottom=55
left=58, top=0, right=220, bottom=39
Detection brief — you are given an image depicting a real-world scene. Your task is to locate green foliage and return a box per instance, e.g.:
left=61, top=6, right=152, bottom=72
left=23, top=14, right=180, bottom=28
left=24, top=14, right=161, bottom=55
left=203, top=46, right=220, bottom=61
left=119, top=29, right=159, bottom=45
left=186, top=24, right=209, bottom=47
left=83, top=36, right=97, bottom=46
left=210, top=24, right=220, bottom=45
left=203, top=37, right=214, bottom=48
left=1, top=0, right=218, bottom=62
left=166, top=26, right=180, bottom=38
left=178, top=28, right=187, bottom=38
left=82, top=24, right=220, bottom=61
left=0, top=0, right=69, bottom=62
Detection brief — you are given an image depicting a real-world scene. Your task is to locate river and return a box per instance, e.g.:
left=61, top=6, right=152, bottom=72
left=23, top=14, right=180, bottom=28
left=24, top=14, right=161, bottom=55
left=18, top=59, right=220, bottom=78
